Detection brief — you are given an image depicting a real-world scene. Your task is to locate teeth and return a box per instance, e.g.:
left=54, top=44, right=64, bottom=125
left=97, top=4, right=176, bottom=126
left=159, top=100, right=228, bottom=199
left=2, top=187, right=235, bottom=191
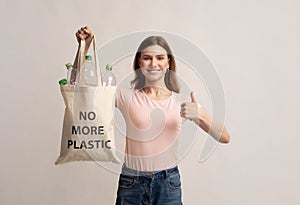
left=147, top=69, right=161, bottom=72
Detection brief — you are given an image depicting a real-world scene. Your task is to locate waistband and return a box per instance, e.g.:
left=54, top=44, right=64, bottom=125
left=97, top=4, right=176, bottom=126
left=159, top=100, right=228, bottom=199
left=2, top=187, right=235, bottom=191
left=121, top=164, right=179, bottom=177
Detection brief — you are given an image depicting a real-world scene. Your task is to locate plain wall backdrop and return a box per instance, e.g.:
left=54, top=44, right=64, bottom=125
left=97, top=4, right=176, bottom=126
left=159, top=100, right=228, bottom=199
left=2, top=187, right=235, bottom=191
left=1, top=0, right=299, bottom=204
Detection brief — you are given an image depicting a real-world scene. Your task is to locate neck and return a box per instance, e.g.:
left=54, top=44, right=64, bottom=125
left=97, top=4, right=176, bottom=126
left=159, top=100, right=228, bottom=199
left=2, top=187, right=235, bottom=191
left=144, top=79, right=167, bottom=89
left=142, top=86, right=171, bottom=96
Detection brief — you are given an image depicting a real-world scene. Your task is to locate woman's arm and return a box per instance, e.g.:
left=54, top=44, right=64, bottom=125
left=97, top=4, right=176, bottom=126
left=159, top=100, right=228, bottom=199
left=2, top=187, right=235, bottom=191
left=194, top=107, right=230, bottom=143
left=180, top=91, right=230, bottom=144
left=70, top=26, right=94, bottom=83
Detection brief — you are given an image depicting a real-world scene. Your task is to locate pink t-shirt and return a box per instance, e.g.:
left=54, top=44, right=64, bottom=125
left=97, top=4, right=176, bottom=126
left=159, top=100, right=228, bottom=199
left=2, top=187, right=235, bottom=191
left=116, top=87, right=189, bottom=171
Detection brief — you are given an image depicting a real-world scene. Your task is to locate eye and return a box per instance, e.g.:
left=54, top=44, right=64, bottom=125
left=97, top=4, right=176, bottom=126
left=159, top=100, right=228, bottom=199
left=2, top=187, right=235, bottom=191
left=142, top=57, right=150, bottom=60
left=157, top=56, right=165, bottom=60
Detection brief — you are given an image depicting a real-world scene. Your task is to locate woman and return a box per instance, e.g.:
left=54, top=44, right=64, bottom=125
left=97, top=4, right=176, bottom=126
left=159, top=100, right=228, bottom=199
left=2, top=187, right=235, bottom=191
left=74, top=26, right=230, bottom=205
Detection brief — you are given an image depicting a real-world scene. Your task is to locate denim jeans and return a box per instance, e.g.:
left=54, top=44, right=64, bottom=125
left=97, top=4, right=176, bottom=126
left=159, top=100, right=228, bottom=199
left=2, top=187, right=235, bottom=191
left=115, top=165, right=182, bottom=205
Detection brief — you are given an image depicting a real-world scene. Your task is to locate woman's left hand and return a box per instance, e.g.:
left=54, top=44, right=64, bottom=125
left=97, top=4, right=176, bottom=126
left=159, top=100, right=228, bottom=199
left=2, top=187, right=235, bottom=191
left=180, top=91, right=202, bottom=122
left=181, top=92, right=230, bottom=143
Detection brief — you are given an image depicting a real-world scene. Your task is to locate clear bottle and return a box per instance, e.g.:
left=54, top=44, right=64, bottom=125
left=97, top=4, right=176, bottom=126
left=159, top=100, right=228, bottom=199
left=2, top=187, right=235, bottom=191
left=65, top=63, right=74, bottom=85
left=81, top=55, right=98, bottom=86
left=102, top=64, right=116, bottom=86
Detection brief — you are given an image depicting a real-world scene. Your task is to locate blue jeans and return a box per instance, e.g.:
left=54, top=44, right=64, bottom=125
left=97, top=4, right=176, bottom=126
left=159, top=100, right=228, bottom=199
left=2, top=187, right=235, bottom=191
left=115, top=165, right=182, bottom=205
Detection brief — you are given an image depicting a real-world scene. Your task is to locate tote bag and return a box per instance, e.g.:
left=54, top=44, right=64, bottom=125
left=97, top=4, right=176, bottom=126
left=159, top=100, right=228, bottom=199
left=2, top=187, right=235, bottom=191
left=55, top=38, right=120, bottom=165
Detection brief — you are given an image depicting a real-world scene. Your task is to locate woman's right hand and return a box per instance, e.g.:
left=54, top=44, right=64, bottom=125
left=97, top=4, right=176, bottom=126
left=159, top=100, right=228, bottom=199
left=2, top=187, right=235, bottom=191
left=75, top=26, right=94, bottom=46
left=71, top=26, right=94, bottom=74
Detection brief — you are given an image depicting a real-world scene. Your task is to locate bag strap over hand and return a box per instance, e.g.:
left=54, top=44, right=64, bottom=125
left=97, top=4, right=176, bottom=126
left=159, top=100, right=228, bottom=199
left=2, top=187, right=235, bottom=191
left=92, top=38, right=102, bottom=86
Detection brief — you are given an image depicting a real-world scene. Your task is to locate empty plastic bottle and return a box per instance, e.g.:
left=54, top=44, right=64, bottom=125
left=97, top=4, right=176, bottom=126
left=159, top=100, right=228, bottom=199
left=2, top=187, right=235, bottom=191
left=102, top=64, right=116, bottom=86
left=79, top=55, right=98, bottom=86
left=65, top=63, right=74, bottom=85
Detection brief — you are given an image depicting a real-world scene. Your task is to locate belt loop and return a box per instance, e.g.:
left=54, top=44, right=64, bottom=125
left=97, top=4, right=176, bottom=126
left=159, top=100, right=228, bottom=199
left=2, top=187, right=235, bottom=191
left=164, top=169, right=168, bottom=179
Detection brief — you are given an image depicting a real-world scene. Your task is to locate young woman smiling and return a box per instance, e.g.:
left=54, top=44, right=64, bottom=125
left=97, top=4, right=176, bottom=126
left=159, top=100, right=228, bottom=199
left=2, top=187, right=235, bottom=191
left=73, top=26, right=230, bottom=205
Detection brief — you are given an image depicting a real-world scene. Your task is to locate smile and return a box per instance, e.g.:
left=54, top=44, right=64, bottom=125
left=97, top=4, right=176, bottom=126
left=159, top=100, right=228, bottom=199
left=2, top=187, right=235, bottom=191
left=146, top=68, right=162, bottom=73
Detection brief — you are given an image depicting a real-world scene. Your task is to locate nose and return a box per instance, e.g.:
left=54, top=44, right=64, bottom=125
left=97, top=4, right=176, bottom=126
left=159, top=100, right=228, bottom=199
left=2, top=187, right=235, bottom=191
left=150, top=58, right=158, bottom=67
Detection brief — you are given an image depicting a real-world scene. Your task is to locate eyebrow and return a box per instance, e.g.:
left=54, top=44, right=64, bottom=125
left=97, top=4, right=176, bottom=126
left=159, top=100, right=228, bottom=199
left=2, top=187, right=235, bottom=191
left=141, top=54, right=167, bottom=57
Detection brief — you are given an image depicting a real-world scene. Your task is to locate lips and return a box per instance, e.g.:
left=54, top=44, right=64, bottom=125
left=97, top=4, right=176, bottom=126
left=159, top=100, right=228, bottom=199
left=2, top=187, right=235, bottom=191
left=146, top=68, right=162, bottom=73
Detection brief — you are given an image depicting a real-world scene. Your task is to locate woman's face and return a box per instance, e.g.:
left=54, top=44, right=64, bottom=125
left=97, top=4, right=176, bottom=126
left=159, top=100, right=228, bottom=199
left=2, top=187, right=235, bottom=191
left=139, top=45, right=169, bottom=85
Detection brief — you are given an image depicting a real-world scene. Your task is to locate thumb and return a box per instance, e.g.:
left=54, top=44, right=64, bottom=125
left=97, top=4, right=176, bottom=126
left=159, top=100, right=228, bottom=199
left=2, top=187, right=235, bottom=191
left=190, top=91, right=197, bottom=103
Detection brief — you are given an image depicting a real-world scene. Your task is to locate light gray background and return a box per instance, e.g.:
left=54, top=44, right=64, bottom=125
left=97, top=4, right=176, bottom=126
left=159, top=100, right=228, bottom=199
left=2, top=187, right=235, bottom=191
left=1, top=0, right=299, bottom=204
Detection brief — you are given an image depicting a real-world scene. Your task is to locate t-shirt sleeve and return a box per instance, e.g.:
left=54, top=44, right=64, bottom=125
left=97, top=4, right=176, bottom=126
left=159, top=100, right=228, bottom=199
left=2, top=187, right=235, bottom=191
left=115, top=86, right=133, bottom=110
left=115, top=86, right=123, bottom=108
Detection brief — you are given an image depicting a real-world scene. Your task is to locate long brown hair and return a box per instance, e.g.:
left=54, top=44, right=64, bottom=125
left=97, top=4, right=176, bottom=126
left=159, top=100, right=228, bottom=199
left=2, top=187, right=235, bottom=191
left=131, top=36, right=180, bottom=93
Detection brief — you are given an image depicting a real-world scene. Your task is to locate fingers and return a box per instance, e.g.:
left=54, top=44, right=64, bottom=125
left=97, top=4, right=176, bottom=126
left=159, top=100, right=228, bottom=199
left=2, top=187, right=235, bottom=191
left=180, top=101, right=198, bottom=119
left=180, top=109, right=191, bottom=119
left=190, top=91, right=198, bottom=103
left=180, top=109, right=185, bottom=118
left=82, top=26, right=94, bottom=38
left=75, top=26, right=94, bottom=42
left=77, top=28, right=88, bottom=39
left=76, top=31, right=84, bottom=41
left=180, top=102, right=187, bottom=108
left=180, top=103, right=189, bottom=118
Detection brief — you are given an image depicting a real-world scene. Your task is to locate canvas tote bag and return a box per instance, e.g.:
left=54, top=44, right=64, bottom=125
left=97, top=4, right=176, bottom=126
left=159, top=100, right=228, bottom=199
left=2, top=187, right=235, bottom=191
left=55, top=38, right=120, bottom=165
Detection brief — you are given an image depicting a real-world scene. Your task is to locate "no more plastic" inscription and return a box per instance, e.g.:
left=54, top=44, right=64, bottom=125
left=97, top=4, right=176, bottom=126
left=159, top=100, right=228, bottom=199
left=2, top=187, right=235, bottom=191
left=68, top=111, right=111, bottom=149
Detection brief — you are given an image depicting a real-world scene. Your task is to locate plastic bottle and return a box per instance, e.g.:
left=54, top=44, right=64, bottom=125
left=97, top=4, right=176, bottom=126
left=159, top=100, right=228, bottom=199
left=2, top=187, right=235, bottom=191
left=65, top=63, right=74, bottom=85
left=59, top=78, right=68, bottom=85
left=102, top=64, right=116, bottom=86
left=81, top=55, right=98, bottom=86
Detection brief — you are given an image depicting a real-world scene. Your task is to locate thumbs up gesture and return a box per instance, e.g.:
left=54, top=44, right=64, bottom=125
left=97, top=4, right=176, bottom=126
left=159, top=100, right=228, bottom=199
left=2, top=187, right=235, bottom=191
left=180, top=91, right=202, bottom=121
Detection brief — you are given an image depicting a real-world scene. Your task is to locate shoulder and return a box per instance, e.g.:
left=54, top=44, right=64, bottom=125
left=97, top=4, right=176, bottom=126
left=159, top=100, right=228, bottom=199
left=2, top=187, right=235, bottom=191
left=117, top=86, right=133, bottom=93
left=116, top=86, right=137, bottom=97
left=116, top=86, right=137, bottom=108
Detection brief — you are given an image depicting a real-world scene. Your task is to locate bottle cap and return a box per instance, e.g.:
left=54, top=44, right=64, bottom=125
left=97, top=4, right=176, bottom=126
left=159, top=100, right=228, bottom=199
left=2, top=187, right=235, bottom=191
left=85, top=55, right=92, bottom=60
left=59, top=78, right=68, bottom=85
left=65, top=63, right=72, bottom=68
left=106, top=64, right=112, bottom=71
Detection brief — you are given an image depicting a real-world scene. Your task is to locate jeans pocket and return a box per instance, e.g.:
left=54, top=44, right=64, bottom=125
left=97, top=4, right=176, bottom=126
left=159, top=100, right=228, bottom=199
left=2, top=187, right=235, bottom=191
left=167, top=173, right=181, bottom=189
left=119, top=174, right=135, bottom=189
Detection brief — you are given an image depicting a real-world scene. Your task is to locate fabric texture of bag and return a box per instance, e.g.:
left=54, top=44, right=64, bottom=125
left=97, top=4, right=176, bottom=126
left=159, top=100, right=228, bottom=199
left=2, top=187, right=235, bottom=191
left=55, top=38, right=120, bottom=165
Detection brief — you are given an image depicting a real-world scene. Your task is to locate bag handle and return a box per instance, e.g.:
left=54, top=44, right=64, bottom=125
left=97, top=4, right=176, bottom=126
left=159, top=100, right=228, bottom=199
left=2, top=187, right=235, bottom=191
left=77, top=37, right=102, bottom=86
